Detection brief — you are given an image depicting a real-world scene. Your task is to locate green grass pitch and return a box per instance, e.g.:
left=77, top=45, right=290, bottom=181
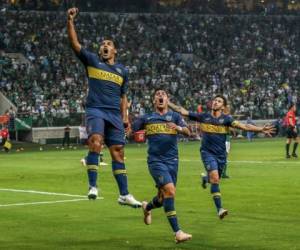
left=0, top=138, right=299, bottom=250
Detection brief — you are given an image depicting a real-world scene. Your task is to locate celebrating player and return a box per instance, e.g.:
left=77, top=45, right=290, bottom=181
left=132, top=89, right=192, bottom=244
left=169, top=95, right=275, bottom=219
left=284, top=103, right=299, bottom=158
left=67, top=7, right=141, bottom=207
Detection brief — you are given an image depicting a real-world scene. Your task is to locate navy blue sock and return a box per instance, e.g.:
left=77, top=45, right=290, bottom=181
left=146, top=196, right=163, bottom=211
left=112, top=161, right=129, bottom=196
left=211, top=183, right=222, bottom=212
left=86, top=152, right=99, bottom=188
left=163, top=197, right=180, bottom=233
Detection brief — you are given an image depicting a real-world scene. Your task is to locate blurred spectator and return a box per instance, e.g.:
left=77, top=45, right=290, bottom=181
left=0, top=11, right=299, bottom=122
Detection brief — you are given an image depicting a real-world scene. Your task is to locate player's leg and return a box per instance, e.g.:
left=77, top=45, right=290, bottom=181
left=286, top=128, right=293, bottom=158
left=208, top=169, right=227, bottom=219
left=106, top=123, right=141, bottom=207
left=67, top=135, right=70, bottom=147
left=286, top=137, right=292, bottom=158
left=148, top=162, right=191, bottom=242
left=161, top=180, right=192, bottom=243
left=85, top=117, right=105, bottom=199
left=142, top=189, right=163, bottom=225
left=62, top=136, right=65, bottom=147
left=292, top=135, right=299, bottom=158
left=202, top=151, right=227, bottom=219
left=142, top=162, right=165, bottom=225
left=108, top=144, right=128, bottom=195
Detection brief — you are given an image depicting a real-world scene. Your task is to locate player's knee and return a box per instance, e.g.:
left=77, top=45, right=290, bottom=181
left=161, top=185, right=176, bottom=198
left=109, top=145, right=124, bottom=162
left=88, top=134, right=103, bottom=153
left=209, top=173, right=219, bottom=184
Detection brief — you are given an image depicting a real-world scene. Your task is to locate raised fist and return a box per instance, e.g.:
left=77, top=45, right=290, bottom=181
left=67, top=7, right=78, bottom=21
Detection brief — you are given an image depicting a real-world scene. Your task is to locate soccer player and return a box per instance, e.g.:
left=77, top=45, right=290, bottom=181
left=0, top=125, right=10, bottom=152
left=67, top=7, right=141, bottom=207
left=62, top=124, right=71, bottom=148
left=168, top=95, right=275, bottom=219
left=285, top=103, right=299, bottom=158
left=132, top=89, right=192, bottom=244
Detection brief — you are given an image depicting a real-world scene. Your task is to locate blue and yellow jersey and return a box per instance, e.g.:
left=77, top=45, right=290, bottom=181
left=77, top=48, right=128, bottom=111
left=133, top=111, right=187, bottom=163
left=189, top=112, right=239, bottom=156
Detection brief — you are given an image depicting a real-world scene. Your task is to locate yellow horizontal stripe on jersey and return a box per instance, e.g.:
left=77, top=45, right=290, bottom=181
left=87, top=66, right=123, bottom=86
left=212, top=192, right=221, bottom=197
left=200, top=123, right=229, bottom=134
left=146, top=123, right=177, bottom=135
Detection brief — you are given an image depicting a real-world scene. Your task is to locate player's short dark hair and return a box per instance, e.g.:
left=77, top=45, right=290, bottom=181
left=214, top=94, right=227, bottom=107
left=288, top=103, right=295, bottom=110
left=153, top=87, right=169, bottom=99
left=102, top=38, right=118, bottom=49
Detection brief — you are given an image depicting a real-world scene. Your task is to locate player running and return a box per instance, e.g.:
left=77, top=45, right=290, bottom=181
left=67, top=7, right=141, bottom=207
left=132, top=89, right=192, bottom=244
left=169, top=95, right=275, bottom=219
left=284, top=103, right=299, bottom=158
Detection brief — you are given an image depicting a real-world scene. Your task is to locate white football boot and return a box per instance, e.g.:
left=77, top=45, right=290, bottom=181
left=118, top=194, right=142, bottom=208
left=87, top=187, right=98, bottom=200
left=175, top=230, right=192, bottom=244
left=218, top=208, right=228, bottom=219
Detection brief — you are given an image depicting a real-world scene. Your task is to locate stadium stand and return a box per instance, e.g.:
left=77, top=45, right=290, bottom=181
left=0, top=2, right=299, bottom=128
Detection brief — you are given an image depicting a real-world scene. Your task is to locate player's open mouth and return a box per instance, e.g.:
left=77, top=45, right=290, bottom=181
left=159, top=98, right=163, bottom=104
left=103, top=48, right=108, bottom=54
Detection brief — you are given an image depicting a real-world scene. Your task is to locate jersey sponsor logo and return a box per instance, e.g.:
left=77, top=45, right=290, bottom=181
left=116, top=67, right=122, bottom=74
left=166, top=115, right=172, bottom=121
left=145, top=123, right=177, bottom=135
left=200, top=123, right=230, bottom=134
left=87, top=66, right=123, bottom=86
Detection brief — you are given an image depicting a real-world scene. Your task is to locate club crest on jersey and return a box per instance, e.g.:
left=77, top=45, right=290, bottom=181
left=166, top=115, right=172, bottom=121
left=116, top=67, right=122, bottom=74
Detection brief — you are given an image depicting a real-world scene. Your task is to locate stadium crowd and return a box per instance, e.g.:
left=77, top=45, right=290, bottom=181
left=0, top=11, right=300, bottom=122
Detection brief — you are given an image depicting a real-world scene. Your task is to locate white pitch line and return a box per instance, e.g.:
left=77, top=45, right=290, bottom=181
left=0, top=198, right=89, bottom=207
left=131, top=158, right=300, bottom=164
left=0, top=188, right=86, bottom=198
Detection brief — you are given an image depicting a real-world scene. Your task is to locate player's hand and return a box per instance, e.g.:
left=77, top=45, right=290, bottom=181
left=67, top=7, right=79, bottom=21
left=262, top=124, right=276, bottom=137
left=124, top=121, right=131, bottom=136
left=166, top=122, right=182, bottom=132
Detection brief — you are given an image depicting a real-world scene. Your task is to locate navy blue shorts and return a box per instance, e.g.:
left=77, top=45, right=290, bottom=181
left=86, top=108, right=125, bottom=147
left=201, top=150, right=227, bottom=176
left=148, top=160, right=178, bottom=188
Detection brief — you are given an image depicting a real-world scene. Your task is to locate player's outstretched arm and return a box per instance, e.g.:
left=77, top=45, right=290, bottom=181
left=234, top=123, right=275, bottom=137
left=67, top=7, right=81, bottom=53
left=168, top=102, right=189, bottom=116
